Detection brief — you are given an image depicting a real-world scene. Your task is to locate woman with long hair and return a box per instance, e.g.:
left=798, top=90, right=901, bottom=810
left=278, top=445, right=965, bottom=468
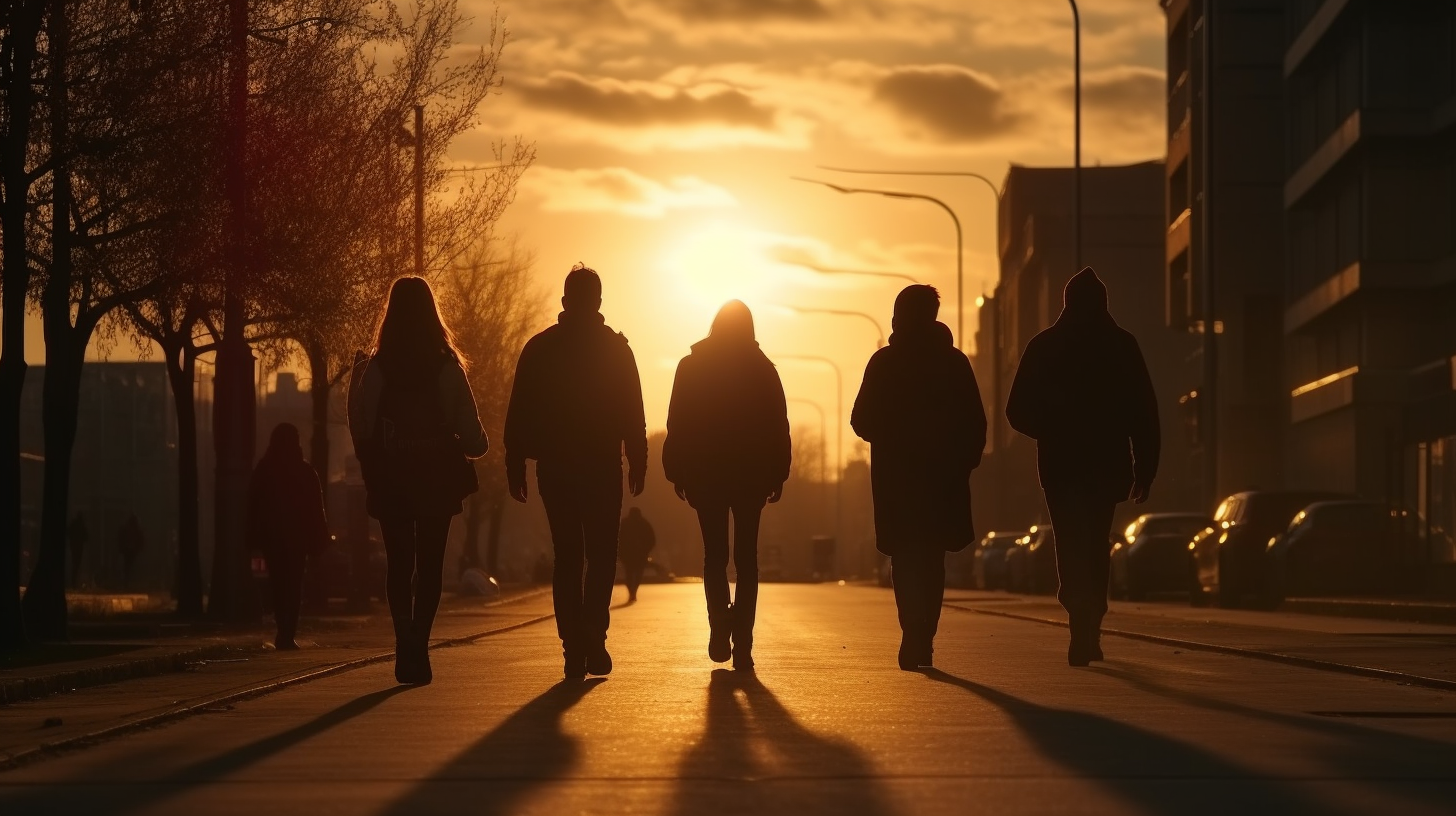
left=348, top=276, right=488, bottom=684
left=663, top=300, right=791, bottom=671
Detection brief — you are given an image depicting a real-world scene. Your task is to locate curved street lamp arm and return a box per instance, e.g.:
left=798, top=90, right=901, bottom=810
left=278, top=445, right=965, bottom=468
left=791, top=262, right=919, bottom=285
left=817, top=166, right=1001, bottom=199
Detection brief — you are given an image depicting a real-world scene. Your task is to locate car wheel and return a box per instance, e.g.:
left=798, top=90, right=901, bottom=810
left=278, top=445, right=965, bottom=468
left=1188, top=559, right=1210, bottom=607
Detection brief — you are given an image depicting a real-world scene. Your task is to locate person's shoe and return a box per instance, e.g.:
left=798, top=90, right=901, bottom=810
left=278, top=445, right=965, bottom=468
left=916, top=640, right=934, bottom=668
left=732, top=643, right=754, bottom=672
left=395, top=635, right=428, bottom=684
left=708, top=609, right=733, bottom=663
left=563, top=648, right=587, bottom=680
left=586, top=644, right=613, bottom=676
left=274, top=638, right=300, bottom=651
left=1087, top=632, right=1104, bottom=663
left=415, top=638, right=433, bottom=685
left=898, top=638, right=920, bottom=671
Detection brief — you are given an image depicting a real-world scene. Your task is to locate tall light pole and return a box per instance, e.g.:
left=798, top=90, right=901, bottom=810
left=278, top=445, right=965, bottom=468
left=1070, top=0, right=1082, bottom=270
left=413, top=104, right=424, bottom=277
left=775, top=355, right=843, bottom=545
left=781, top=304, right=885, bottom=348
left=792, top=177, right=964, bottom=351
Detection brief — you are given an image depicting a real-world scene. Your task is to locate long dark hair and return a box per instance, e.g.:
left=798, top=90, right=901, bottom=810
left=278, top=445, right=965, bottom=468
left=372, top=277, right=464, bottom=371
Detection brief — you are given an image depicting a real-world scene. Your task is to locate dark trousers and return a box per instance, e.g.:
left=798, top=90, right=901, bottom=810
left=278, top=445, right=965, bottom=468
left=380, top=515, right=452, bottom=647
left=622, top=558, right=646, bottom=599
left=265, top=549, right=305, bottom=645
left=695, top=496, right=765, bottom=641
left=892, top=549, right=945, bottom=644
left=1044, top=488, right=1117, bottom=630
left=540, top=470, right=622, bottom=653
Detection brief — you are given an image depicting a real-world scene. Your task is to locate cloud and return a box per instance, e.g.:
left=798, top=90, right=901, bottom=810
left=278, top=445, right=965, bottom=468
left=522, top=166, right=738, bottom=218
left=653, top=0, right=830, bottom=22
left=1081, top=66, right=1164, bottom=119
left=516, top=72, right=776, bottom=129
left=872, top=65, right=1021, bottom=142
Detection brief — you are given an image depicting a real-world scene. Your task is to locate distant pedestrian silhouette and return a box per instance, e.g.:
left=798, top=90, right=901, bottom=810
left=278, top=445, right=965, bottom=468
left=349, top=276, right=489, bottom=684
left=663, top=301, right=790, bottom=671
left=117, top=514, right=145, bottom=591
left=505, top=264, right=647, bottom=680
left=68, top=512, right=88, bottom=589
left=247, top=423, right=328, bottom=651
left=852, top=285, right=986, bottom=670
left=1006, top=267, right=1159, bottom=666
left=617, top=507, right=656, bottom=603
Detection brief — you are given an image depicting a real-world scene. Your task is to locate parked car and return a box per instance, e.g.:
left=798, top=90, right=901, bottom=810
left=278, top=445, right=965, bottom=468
left=1111, top=513, right=1213, bottom=601
left=1265, top=500, right=1411, bottom=604
left=972, top=531, right=1025, bottom=590
left=1189, top=490, right=1346, bottom=608
left=1006, top=525, right=1056, bottom=594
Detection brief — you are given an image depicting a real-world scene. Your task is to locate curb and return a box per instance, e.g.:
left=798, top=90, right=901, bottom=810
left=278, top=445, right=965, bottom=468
left=1280, top=597, right=1456, bottom=626
left=0, top=611, right=555, bottom=772
left=946, top=603, right=1456, bottom=693
left=0, top=643, right=246, bottom=706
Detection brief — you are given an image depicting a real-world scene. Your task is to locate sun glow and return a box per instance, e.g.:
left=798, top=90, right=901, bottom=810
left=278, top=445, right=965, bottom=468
left=658, top=220, right=794, bottom=313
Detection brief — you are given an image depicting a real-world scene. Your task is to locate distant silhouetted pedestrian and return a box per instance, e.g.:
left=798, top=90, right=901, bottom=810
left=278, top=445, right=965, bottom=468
left=852, top=285, right=986, bottom=671
left=117, top=514, right=145, bottom=591
left=1007, top=268, right=1159, bottom=666
left=349, top=276, right=489, bottom=684
left=505, top=264, right=647, bottom=679
left=664, top=301, right=790, bottom=671
left=617, top=507, right=656, bottom=603
left=68, top=512, right=88, bottom=589
left=247, top=423, right=328, bottom=651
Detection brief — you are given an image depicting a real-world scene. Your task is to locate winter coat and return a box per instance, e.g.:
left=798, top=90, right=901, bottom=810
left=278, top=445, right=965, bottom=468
left=246, top=434, right=329, bottom=561
left=662, top=337, right=791, bottom=503
left=1005, top=269, right=1160, bottom=501
left=504, top=310, right=648, bottom=484
left=851, top=321, right=987, bottom=555
left=347, top=351, right=488, bottom=518
left=618, top=512, right=657, bottom=565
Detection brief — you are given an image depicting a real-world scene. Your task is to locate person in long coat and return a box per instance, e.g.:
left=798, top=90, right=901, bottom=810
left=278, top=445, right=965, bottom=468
left=247, top=423, right=329, bottom=651
left=617, top=507, right=656, bottom=603
left=663, top=300, right=790, bottom=671
left=1006, top=267, right=1159, bottom=666
left=852, top=285, right=986, bottom=670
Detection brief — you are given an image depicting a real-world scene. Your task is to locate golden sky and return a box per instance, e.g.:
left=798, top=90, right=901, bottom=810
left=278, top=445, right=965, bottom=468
left=465, top=0, right=1168, bottom=458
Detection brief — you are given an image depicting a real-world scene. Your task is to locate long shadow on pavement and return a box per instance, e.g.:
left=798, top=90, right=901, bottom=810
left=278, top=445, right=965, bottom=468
left=0, top=684, right=414, bottom=814
left=671, top=669, right=895, bottom=815
left=378, top=677, right=604, bottom=815
left=921, top=668, right=1353, bottom=816
left=1092, top=663, right=1456, bottom=812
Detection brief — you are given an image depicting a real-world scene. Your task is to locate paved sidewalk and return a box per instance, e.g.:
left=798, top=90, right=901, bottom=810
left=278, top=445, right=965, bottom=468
left=945, top=591, right=1456, bottom=685
left=0, top=589, right=556, bottom=766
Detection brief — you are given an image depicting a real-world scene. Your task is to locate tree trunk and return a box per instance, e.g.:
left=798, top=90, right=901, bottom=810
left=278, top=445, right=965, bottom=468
left=23, top=0, right=74, bottom=641
left=167, top=344, right=203, bottom=617
left=304, top=339, right=330, bottom=484
left=0, top=0, right=47, bottom=650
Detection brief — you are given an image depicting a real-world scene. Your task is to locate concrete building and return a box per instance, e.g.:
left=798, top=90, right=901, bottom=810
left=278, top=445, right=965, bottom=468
left=972, top=161, right=1200, bottom=533
left=1279, top=1, right=1456, bottom=578
left=1161, top=0, right=1289, bottom=508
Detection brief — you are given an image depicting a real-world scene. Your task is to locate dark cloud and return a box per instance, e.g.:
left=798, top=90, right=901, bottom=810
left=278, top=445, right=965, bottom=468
left=873, top=66, right=1020, bottom=142
left=656, top=0, right=829, bottom=22
left=517, top=73, right=776, bottom=128
left=1081, top=68, right=1163, bottom=119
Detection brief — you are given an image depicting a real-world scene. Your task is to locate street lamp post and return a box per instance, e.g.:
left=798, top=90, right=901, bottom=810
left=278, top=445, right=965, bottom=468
left=1070, top=0, right=1081, bottom=270
left=792, top=177, right=964, bottom=351
left=775, top=355, right=843, bottom=545
left=781, top=304, right=885, bottom=348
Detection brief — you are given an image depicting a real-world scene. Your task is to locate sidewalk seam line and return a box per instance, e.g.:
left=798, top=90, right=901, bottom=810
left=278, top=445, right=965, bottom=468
left=0, top=612, right=555, bottom=773
left=945, top=603, right=1456, bottom=693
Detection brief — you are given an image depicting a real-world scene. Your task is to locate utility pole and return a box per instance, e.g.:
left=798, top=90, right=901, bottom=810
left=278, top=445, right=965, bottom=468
left=413, top=104, right=424, bottom=277
left=209, top=0, right=259, bottom=622
left=1070, top=0, right=1082, bottom=271
left=1200, top=2, right=1219, bottom=508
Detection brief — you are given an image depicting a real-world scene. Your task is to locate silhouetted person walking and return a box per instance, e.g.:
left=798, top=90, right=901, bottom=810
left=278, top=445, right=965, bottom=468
left=664, top=301, right=790, bottom=671
left=117, top=514, right=145, bottom=591
left=247, top=423, right=328, bottom=651
left=852, top=285, right=986, bottom=670
left=349, top=277, right=489, bottom=684
left=506, top=264, right=647, bottom=680
left=617, top=507, right=656, bottom=603
left=1006, top=268, right=1159, bottom=666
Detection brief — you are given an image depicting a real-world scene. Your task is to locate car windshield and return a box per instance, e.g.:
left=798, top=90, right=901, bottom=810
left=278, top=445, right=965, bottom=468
left=1142, top=516, right=1210, bottom=538
left=1245, top=493, right=1342, bottom=530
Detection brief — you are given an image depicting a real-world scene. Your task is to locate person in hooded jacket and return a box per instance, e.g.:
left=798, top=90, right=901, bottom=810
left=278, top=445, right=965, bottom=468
left=505, top=264, right=648, bottom=680
left=247, top=423, right=329, bottom=651
left=663, top=301, right=791, bottom=671
left=852, top=285, right=986, bottom=671
left=349, top=277, right=489, bottom=684
left=1006, top=267, right=1159, bottom=666
left=617, top=507, right=656, bottom=603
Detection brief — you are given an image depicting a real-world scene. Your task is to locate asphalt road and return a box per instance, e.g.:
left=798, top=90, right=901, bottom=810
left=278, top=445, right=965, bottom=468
left=3, top=583, right=1456, bottom=816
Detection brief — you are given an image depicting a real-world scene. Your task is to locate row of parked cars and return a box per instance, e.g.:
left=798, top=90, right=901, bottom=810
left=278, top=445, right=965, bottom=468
left=951, top=491, right=1414, bottom=608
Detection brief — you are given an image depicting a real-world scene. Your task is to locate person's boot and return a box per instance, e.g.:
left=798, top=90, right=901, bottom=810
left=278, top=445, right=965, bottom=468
left=731, top=605, right=754, bottom=671
left=917, top=636, right=934, bottom=668
left=898, top=632, right=920, bottom=671
left=414, top=633, right=433, bottom=685
left=1067, top=618, right=1093, bottom=667
left=708, top=606, right=733, bottom=663
left=586, top=642, right=613, bottom=676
